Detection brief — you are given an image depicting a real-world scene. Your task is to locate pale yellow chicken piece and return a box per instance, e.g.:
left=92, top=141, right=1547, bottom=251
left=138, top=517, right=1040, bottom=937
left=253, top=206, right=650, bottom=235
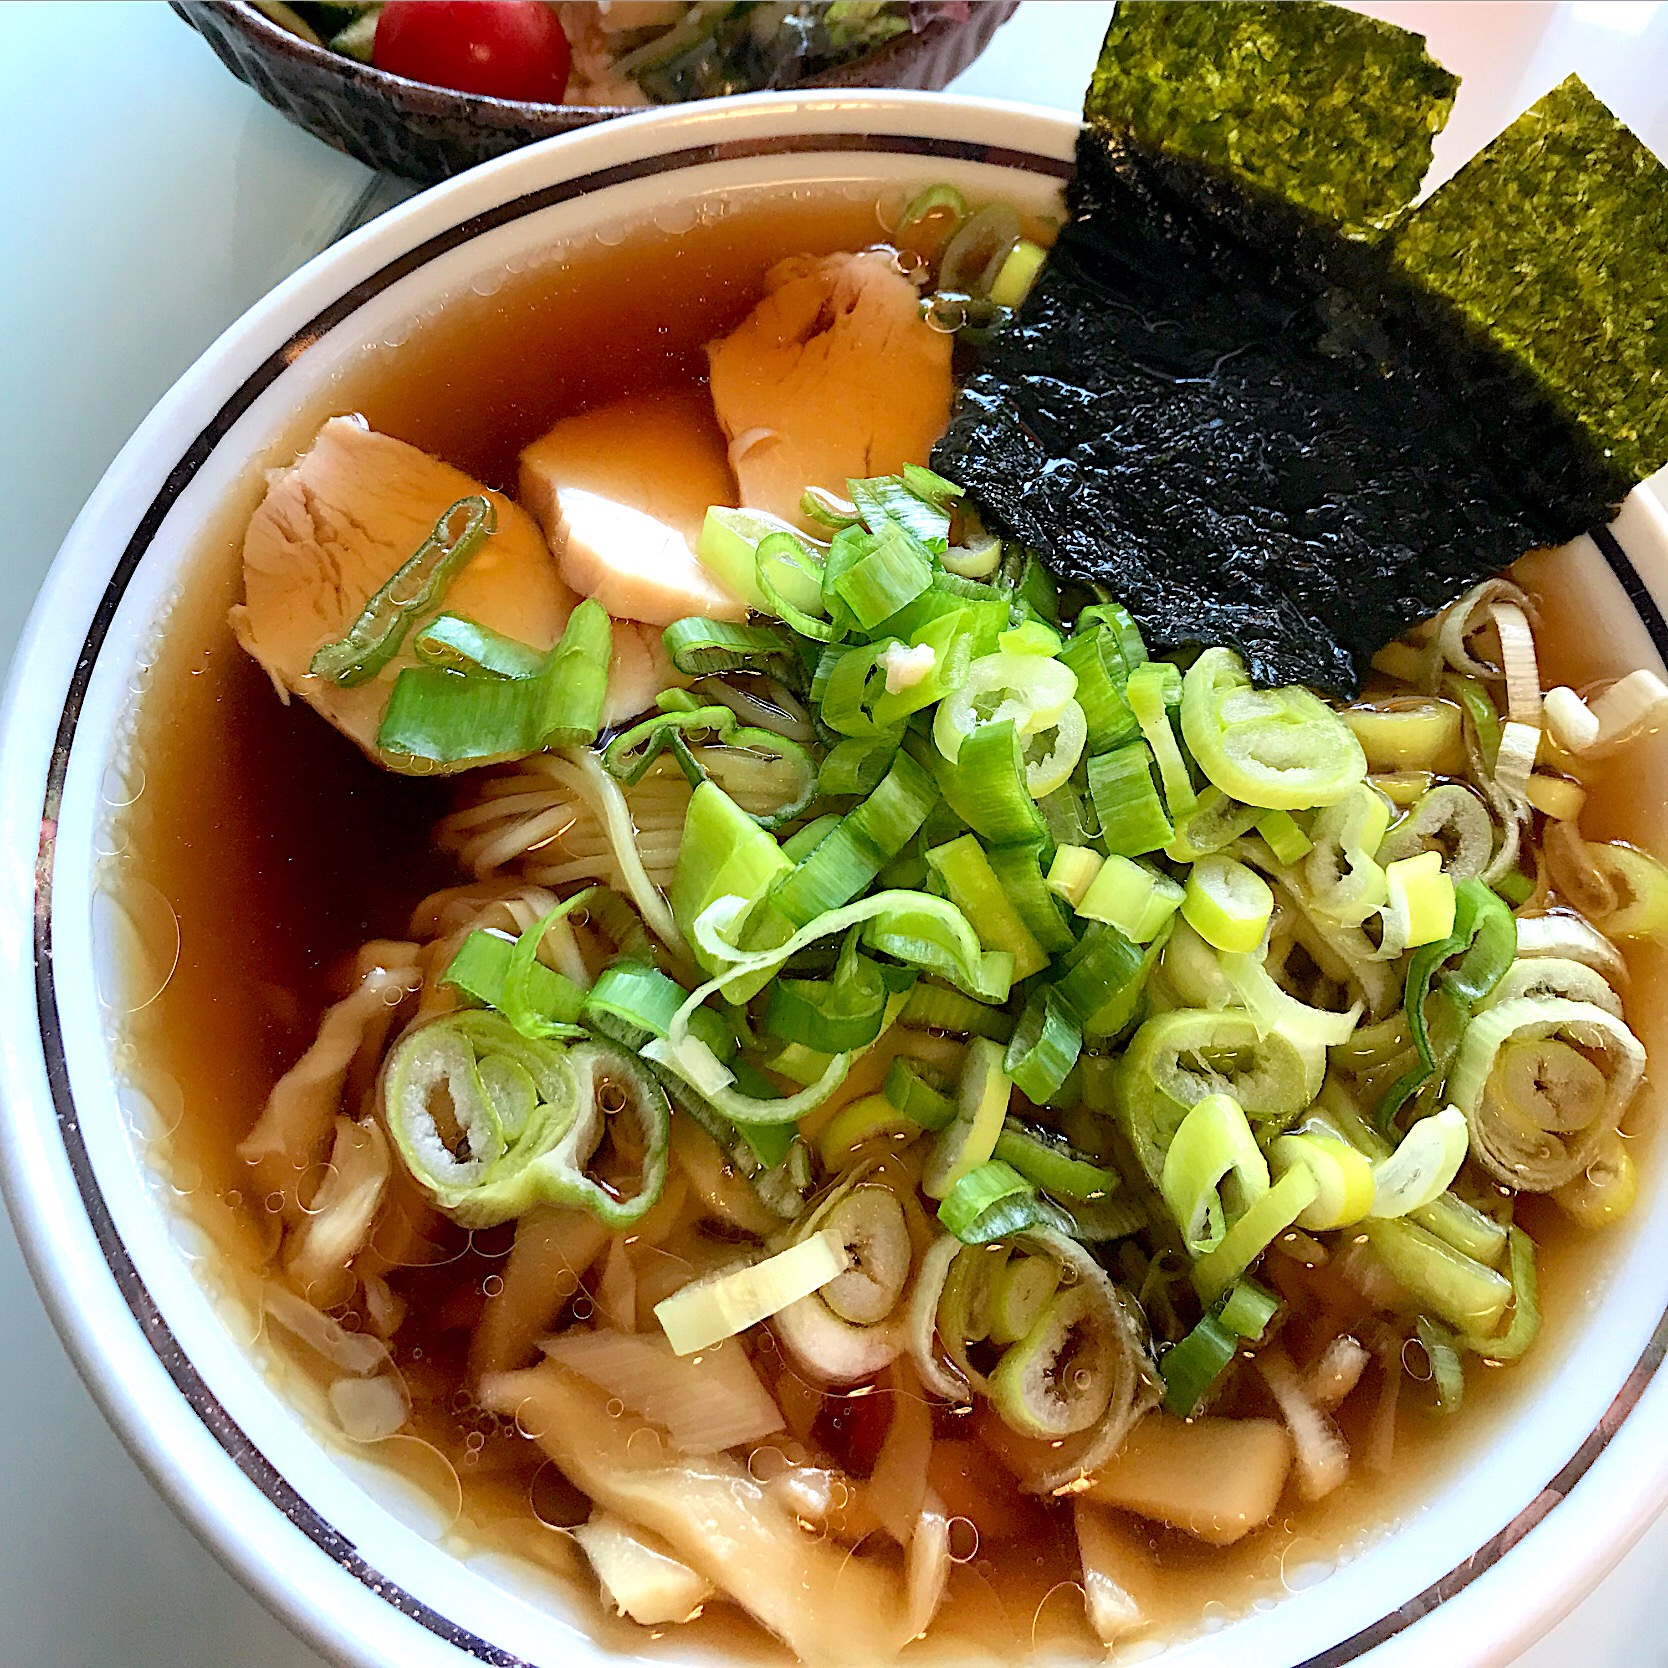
left=706, top=250, right=954, bottom=533
left=232, top=415, right=573, bottom=772
left=519, top=387, right=745, bottom=724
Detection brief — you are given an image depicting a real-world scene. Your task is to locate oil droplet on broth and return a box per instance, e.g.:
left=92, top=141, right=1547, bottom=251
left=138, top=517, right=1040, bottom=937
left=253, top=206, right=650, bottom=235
left=93, top=875, right=179, bottom=1012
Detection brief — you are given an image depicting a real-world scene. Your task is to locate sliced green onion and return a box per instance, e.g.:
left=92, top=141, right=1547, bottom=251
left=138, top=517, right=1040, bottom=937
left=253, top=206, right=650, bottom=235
left=987, top=1251, right=1063, bottom=1346
left=939, top=202, right=1022, bottom=300
left=1447, top=997, right=1643, bottom=1193
left=581, top=960, right=732, bottom=1061
left=925, top=833, right=1050, bottom=981
left=1160, top=1313, right=1238, bottom=1418
left=1076, top=602, right=1148, bottom=670
left=829, top=521, right=935, bottom=629
left=1161, top=1092, right=1270, bottom=1253
left=1180, top=646, right=1366, bottom=810
left=1077, top=854, right=1185, bottom=943
left=1343, top=696, right=1466, bottom=775
left=937, top=1160, right=1062, bottom=1243
left=935, top=720, right=1047, bottom=845
left=1003, top=988, right=1084, bottom=1105
left=771, top=750, right=936, bottom=927
left=868, top=609, right=975, bottom=729
left=1087, top=743, right=1173, bottom=856
left=850, top=472, right=954, bottom=553
left=989, top=237, right=1048, bottom=311
left=441, top=927, right=585, bottom=1037
left=1219, top=950, right=1362, bottom=1050
left=1047, top=844, right=1104, bottom=908
left=985, top=839, right=1076, bottom=953
left=412, top=611, right=545, bottom=679
left=1181, top=856, right=1273, bottom=954
left=1304, top=785, right=1392, bottom=926
left=1445, top=674, right=1502, bottom=774
left=799, top=484, right=861, bottom=531
left=994, top=1117, right=1116, bottom=1204
left=1460, top=1226, right=1540, bottom=1360
left=1369, top=1105, right=1468, bottom=1218
left=603, top=705, right=817, bottom=829
left=500, top=892, right=600, bottom=1041
left=815, top=1092, right=928, bottom=1167
left=1382, top=851, right=1457, bottom=950
left=384, top=1017, right=667, bottom=1230
left=933, top=650, right=1077, bottom=763
left=1268, top=1133, right=1374, bottom=1231
left=1415, top=1315, right=1466, bottom=1413
left=884, top=1056, right=959, bottom=1129
left=671, top=780, right=793, bottom=981
left=1165, top=786, right=1261, bottom=862
left=311, top=495, right=493, bottom=686
left=1256, top=810, right=1313, bottom=864
left=1051, top=921, right=1150, bottom=1037
left=762, top=952, right=893, bottom=1055
left=1361, top=1218, right=1511, bottom=1336
left=1379, top=879, right=1517, bottom=1129
left=757, top=530, right=838, bottom=640
left=663, top=617, right=802, bottom=681
left=1119, top=1012, right=1322, bottom=1169
left=1023, top=700, right=1089, bottom=798
left=897, top=182, right=968, bottom=237
left=820, top=734, right=900, bottom=798
left=656, top=1228, right=848, bottom=1355
left=697, top=504, right=806, bottom=613
left=987, top=1279, right=1119, bottom=1440
left=924, top=1037, right=1012, bottom=1200
left=1191, top=1163, right=1319, bottom=1304
left=942, top=533, right=1003, bottom=579
left=377, top=598, right=611, bottom=764
left=816, top=639, right=888, bottom=736
left=900, top=979, right=1015, bottom=1041
left=1058, top=626, right=1141, bottom=753
left=1000, top=619, right=1064, bottom=658
left=1126, top=660, right=1196, bottom=820
left=1218, top=1279, right=1279, bottom=1341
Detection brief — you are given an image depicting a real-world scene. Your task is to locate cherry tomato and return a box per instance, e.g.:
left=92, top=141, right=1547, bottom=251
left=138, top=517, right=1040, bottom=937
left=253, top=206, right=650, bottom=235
left=374, top=2, right=572, bottom=104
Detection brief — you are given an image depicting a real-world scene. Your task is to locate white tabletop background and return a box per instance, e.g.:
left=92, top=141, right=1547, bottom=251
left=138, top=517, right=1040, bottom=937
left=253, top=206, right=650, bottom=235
left=4, top=3, right=1668, bottom=1663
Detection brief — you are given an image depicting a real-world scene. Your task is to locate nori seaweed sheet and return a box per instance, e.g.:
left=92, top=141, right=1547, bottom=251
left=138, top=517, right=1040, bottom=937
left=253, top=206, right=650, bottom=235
left=1086, top=0, right=1457, bottom=238
left=933, top=7, right=1666, bottom=696
left=1395, top=76, right=1668, bottom=486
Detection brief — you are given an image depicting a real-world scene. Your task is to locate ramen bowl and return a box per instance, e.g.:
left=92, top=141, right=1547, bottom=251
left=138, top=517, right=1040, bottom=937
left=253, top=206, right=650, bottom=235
left=3, top=91, right=1668, bottom=1668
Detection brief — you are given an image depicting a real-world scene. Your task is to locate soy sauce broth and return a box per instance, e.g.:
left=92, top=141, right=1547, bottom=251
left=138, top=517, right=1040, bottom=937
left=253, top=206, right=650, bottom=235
left=109, top=188, right=1666, bottom=1662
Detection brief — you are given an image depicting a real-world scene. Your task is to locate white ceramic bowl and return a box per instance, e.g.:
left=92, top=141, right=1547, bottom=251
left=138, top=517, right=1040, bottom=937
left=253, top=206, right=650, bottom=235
left=4, top=90, right=1668, bottom=1668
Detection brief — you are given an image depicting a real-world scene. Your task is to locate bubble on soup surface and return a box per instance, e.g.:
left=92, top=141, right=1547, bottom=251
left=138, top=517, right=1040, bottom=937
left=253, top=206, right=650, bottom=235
left=337, top=1434, right=462, bottom=1539
left=653, top=200, right=700, bottom=237
left=117, top=1071, right=183, bottom=1140
left=100, top=758, right=145, bottom=809
left=93, top=875, right=179, bottom=1012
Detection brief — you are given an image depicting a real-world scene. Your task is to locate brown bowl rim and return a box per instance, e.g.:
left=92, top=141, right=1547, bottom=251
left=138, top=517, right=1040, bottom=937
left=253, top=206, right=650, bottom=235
left=203, top=0, right=999, bottom=124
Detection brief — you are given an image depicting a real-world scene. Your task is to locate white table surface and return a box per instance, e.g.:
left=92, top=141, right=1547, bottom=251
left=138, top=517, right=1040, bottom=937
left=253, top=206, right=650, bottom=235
left=4, top=3, right=1668, bottom=1664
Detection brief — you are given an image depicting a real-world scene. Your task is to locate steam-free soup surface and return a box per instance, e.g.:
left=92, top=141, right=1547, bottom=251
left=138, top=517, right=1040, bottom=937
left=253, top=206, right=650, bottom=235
left=116, top=190, right=1664, bottom=1662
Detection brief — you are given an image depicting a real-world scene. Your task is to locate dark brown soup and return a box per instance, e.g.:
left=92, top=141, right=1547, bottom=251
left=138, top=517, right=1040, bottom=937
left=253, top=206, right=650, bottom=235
left=111, top=189, right=1666, bottom=1662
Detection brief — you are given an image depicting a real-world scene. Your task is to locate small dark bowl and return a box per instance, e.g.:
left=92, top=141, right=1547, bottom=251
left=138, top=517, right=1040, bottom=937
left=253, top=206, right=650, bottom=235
left=174, top=1, right=1020, bottom=184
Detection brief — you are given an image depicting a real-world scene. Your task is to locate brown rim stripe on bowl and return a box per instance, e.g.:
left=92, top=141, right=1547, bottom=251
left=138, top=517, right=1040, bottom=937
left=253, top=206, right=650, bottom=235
left=33, top=133, right=1668, bottom=1668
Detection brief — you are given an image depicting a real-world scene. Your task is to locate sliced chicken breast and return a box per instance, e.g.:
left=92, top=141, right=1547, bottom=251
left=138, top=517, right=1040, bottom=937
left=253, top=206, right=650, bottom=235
left=232, top=415, right=573, bottom=771
left=706, top=250, right=954, bottom=533
left=518, top=387, right=746, bottom=627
